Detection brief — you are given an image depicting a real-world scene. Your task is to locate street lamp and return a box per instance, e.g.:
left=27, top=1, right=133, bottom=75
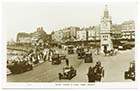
left=86, top=28, right=88, bottom=47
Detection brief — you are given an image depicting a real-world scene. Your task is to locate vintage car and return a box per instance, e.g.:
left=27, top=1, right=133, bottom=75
left=68, top=45, right=74, bottom=54
left=104, top=49, right=116, bottom=56
left=59, top=54, right=66, bottom=60
left=124, top=44, right=132, bottom=50
left=76, top=47, right=85, bottom=59
left=7, top=60, right=33, bottom=74
left=84, top=52, right=93, bottom=63
left=118, top=43, right=132, bottom=50
left=51, top=53, right=61, bottom=65
left=58, top=66, right=77, bottom=80
left=124, top=62, right=135, bottom=81
left=87, top=62, right=104, bottom=82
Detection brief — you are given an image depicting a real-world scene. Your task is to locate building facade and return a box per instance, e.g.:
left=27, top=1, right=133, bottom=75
left=16, top=33, right=32, bottom=43
left=100, top=5, right=113, bottom=52
left=87, top=26, right=100, bottom=41
left=16, top=27, right=49, bottom=45
left=51, top=30, right=63, bottom=43
left=62, top=26, right=80, bottom=42
left=76, top=29, right=87, bottom=41
left=111, top=24, right=122, bottom=40
left=121, top=20, right=135, bottom=40
left=87, top=26, right=95, bottom=41
left=62, top=28, right=71, bottom=42
left=76, top=26, right=100, bottom=42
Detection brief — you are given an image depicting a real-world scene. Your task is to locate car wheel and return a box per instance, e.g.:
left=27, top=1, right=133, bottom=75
left=132, top=78, right=135, bottom=81
left=99, top=77, right=101, bottom=82
left=102, top=70, right=104, bottom=77
left=68, top=74, right=71, bottom=80
left=84, top=59, right=86, bottom=63
left=59, top=76, right=61, bottom=80
left=58, top=73, right=62, bottom=80
left=124, top=72, right=128, bottom=79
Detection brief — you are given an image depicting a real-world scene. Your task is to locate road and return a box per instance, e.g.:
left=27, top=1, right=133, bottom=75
left=7, top=47, right=135, bottom=82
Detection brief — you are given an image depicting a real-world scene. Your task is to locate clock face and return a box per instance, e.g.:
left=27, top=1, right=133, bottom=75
left=102, top=21, right=110, bottom=30
left=101, top=22, right=106, bottom=29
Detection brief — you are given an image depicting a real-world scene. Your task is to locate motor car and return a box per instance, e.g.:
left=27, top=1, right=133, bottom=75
left=124, top=44, right=132, bottom=49
left=84, top=52, right=93, bottom=63
left=7, top=60, right=33, bottom=74
left=59, top=54, right=66, bottom=60
left=118, top=43, right=132, bottom=50
left=68, top=45, right=74, bottom=54
left=51, top=53, right=61, bottom=65
left=87, top=64, right=104, bottom=82
left=124, top=62, right=135, bottom=81
left=76, top=47, right=85, bottom=59
left=58, top=66, right=77, bottom=80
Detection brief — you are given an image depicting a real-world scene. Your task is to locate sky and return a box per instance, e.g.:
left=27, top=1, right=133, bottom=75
left=2, top=2, right=137, bottom=41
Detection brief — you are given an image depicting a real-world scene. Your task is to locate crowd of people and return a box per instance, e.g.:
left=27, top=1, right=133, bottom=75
left=7, top=43, right=117, bottom=67
left=7, top=43, right=56, bottom=67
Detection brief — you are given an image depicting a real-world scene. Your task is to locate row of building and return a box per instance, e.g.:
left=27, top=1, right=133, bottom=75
left=14, top=20, right=135, bottom=45
left=51, top=26, right=100, bottom=43
left=51, top=20, right=135, bottom=43
left=16, top=27, right=51, bottom=45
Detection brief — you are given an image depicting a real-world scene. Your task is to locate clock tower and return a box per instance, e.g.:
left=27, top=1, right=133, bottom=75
left=100, top=5, right=113, bottom=53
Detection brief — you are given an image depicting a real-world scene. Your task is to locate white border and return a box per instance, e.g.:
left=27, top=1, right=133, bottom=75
left=0, top=0, right=139, bottom=89
left=2, top=82, right=137, bottom=89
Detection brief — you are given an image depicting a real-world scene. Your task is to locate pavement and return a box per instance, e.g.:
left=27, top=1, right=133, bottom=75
left=7, top=47, right=135, bottom=82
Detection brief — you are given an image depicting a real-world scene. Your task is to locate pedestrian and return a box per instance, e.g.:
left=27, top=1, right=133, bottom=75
left=97, top=47, right=99, bottom=55
left=65, top=58, right=69, bottom=66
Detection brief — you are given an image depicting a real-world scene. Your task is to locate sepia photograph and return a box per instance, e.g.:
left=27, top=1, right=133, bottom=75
left=1, top=1, right=138, bottom=89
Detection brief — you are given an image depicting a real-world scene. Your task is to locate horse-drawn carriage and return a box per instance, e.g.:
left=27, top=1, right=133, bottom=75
left=58, top=66, right=77, bottom=80
left=87, top=61, right=104, bottom=82
left=124, top=62, right=135, bottom=81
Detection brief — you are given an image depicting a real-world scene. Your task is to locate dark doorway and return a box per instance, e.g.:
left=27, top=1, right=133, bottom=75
left=104, top=45, right=107, bottom=52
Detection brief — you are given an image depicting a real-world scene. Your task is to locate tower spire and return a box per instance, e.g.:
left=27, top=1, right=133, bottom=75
left=104, top=5, right=109, bottom=18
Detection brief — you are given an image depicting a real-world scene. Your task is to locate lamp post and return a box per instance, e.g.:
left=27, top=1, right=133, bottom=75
left=86, top=28, right=88, bottom=47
